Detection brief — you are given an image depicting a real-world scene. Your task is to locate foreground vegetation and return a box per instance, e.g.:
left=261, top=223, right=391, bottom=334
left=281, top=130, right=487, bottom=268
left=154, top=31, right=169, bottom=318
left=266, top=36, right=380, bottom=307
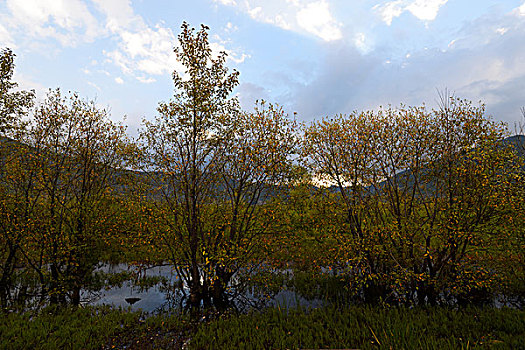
left=191, top=305, right=525, bottom=349
left=0, top=305, right=191, bottom=349
left=1, top=304, right=523, bottom=349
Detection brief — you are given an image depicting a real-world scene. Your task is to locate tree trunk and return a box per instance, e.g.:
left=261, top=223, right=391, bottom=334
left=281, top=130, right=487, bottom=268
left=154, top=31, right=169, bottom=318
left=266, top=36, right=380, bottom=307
left=0, top=245, right=17, bottom=307
left=49, top=262, right=60, bottom=304
left=212, top=266, right=233, bottom=308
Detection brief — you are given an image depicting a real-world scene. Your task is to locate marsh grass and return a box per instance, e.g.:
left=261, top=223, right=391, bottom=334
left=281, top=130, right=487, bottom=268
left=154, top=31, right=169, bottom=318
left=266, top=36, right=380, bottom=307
left=189, top=305, right=524, bottom=349
left=285, top=270, right=352, bottom=305
left=0, top=305, right=192, bottom=350
left=1, top=294, right=523, bottom=349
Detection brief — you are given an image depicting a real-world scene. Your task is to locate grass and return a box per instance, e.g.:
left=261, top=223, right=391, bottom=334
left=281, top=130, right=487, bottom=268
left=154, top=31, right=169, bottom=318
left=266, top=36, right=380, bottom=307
left=189, top=305, right=525, bottom=349
left=1, top=302, right=523, bottom=349
left=0, top=305, right=192, bottom=350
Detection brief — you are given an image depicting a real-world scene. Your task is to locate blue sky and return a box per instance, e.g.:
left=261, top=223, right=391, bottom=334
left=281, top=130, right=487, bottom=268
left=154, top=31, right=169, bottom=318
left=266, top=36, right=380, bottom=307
left=1, top=0, right=524, bottom=134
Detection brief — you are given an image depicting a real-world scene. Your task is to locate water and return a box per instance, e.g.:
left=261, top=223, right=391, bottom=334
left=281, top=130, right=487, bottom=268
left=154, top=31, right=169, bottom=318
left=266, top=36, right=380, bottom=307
left=11, top=263, right=520, bottom=312
left=81, top=264, right=181, bottom=312
left=80, top=263, right=326, bottom=313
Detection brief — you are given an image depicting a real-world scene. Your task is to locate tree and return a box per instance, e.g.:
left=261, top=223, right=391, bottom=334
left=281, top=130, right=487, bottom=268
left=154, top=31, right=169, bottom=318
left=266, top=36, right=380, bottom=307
left=13, top=89, right=130, bottom=305
left=140, top=22, right=240, bottom=306
left=0, top=48, right=34, bottom=136
left=302, top=97, right=520, bottom=305
left=204, top=101, right=297, bottom=305
left=500, top=107, right=525, bottom=299
left=140, top=23, right=297, bottom=307
left=0, top=48, right=34, bottom=306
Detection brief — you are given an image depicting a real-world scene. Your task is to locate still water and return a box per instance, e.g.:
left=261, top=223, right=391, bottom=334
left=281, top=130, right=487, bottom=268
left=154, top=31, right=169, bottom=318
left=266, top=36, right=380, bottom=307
left=81, top=263, right=324, bottom=313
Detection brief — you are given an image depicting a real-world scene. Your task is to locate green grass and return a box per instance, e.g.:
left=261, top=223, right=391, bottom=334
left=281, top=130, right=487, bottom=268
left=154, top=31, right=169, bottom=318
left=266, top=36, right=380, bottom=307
left=1, top=304, right=523, bottom=349
left=189, top=305, right=525, bottom=349
left=0, top=305, right=192, bottom=350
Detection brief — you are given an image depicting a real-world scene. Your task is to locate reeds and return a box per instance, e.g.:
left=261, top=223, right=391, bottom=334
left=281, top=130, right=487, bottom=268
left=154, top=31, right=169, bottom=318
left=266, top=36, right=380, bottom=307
left=1, top=304, right=523, bottom=349
left=189, top=305, right=524, bottom=349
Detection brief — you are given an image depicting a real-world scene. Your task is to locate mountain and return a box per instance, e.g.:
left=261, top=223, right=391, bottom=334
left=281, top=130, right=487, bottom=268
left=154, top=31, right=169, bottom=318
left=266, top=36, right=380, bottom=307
left=321, top=134, right=525, bottom=196
left=2, top=134, right=525, bottom=200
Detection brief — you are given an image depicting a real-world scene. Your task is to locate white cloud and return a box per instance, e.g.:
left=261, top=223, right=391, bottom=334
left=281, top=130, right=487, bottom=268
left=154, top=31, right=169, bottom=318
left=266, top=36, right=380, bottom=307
left=104, top=49, right=134, bottom=75
left=115, top=77, right=124, bottom=84
left=11, top=71, right=47, bottom=99
left=4, top=0, right=102, bottom=46
left=137, top=76, right=156, bottom=84
left=373, top=0, right=404, bottom=26
left=237, top=82, right=270, bottom=109
left=515, top=2, right=525, bottom=16
left=213, top=0, right=342, bottom=42
left=92, top=0, right=180, bottom=81
left=0, top=23, right=15, bottom=48
left=93, top=0, right=247, bottom=82
left=296, top=1, right=342, bottom=41
left=244, top=5, right=294, bottom=31
left=225, top=22, right=238, bottom=33
left=406, top=0, right=448, bottom=22
left=354, top=32, right=371, bottom=53
left=214, top=0, right=237, bottom=5
left=374, top=0, right=448, bottom=26
left=496, top=27, right=508, bottom=35
left=291, top=7, right=525, bottom=126
left=248, top=6, right=263, bottom=19
left=87, top=81, right=101, bottom=91
left=210, top=36, right=251, bottom=64
left=91, top=0, right=137, bottom=31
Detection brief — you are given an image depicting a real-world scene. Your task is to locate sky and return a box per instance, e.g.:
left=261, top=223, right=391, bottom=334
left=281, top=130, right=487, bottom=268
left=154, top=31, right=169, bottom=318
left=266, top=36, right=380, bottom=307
left=1, top=0, right=525, bottom=134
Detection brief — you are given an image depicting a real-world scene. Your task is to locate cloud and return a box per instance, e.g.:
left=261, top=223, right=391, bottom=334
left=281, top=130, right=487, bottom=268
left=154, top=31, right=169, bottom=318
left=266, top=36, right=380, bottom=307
left=354, top=32, right=372, bottom=53
left=136, top=76, right=156, bottom=84
left=292, top=44, right=380, bottom=119
left=3, top=0, right=101, bottom=46
left=215, top=0, right=237, bottom=5
left=94, top=0, right=248, bottom=82
left=477, top=76, right=525, bottom=126
left=374, top=0, right=448, bottom=26
left=237, top=82, right=271, bottom=109
left=374, top=0, right=404, bottom=26
left=496, top=27, right=508, bottom=35
left=406, top=0, right=448, bottom=21
left=290, top=8, right=525, bottom=126
left=11, top=71, right=47, bottom=100
left=92, top=0, right=179, bottom=81
left=210, top=36, right=251, bottom=64
left=115, top=77, right=124, bottom=84
left=0, top=23, right=15, bottom=48
left=224, top=22, right=238, bottom=33
left=296, top=1, right=342, bottom=41
left=514, top=1, right=525, bottom=16
left=213, top=0, right=342, bottom=42
left=3, top=0, right=244, bottom=82
left=87, top=81, right=101, bottom=91
left=246, top=5, right=293, bottom=31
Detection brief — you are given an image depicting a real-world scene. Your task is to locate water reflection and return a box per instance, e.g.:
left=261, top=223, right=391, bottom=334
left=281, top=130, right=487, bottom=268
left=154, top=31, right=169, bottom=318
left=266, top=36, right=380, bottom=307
left=81, top=264, right=180, bottom=312
left=80, top=263, right=326, bottom=313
